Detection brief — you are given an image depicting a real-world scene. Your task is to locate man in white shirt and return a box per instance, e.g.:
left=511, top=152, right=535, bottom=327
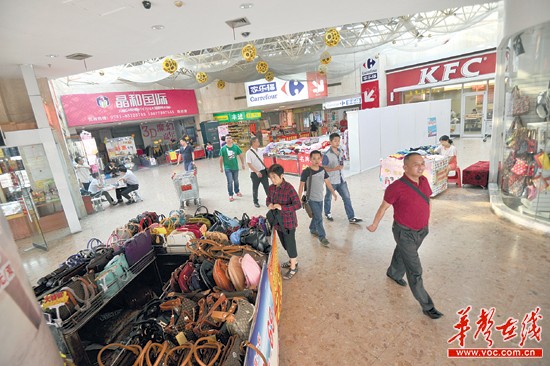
left=115, top=166, right=140, bottom=205
left=74, top=157, right=92, bottom=190
left=246, top=137, right=269, bottom=208
left=88, top=173, right=117, bottom=206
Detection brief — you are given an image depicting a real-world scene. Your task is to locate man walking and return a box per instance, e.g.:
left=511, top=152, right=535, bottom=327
left=219, top=135, right=245, bottom=202
left=176, top=139, right=194, bottom=172
left=246, top=137, right=269, bottom=208
left=366, top=153, right=443, bottom=319
left=322, top=133, right=362, bottom=223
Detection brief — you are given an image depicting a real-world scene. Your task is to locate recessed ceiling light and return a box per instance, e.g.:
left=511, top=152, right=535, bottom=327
left=151, top=25, right=165, bottom=30
left=46, top=54, right=58, bottom=58
left=240, top=3, right=253, bottom=9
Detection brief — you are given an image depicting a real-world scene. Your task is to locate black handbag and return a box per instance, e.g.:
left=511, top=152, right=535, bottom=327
left=301, top=168, right=314, bottom=218
left=199, top=260, right=216, bottom=289
left=240, top=228, right=271, bottom=254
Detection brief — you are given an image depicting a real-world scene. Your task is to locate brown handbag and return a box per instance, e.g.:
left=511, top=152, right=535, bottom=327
left=205, top=231, right=229, bottom=245
left=213, top=259, right=235, bottom=292
left=227, top=256, right=246, bottom=291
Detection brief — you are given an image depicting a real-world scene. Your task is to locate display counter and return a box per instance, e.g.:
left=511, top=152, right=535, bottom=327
left=276, top=155, right=300, bottom=175
left=380, top=155, right=451, bottom=196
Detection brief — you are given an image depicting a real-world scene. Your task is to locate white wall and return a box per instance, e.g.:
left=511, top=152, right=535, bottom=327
left=348, top=99, right=451, bottom=173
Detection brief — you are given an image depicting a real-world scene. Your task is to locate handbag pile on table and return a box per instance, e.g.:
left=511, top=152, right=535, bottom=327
left=33, top=205, right=272, bottom=366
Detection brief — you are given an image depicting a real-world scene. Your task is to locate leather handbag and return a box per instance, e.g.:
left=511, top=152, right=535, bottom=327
left=95, top=254, right=130, bottom=298
left=240, top=227, right=271, bottom=253
left=230, top=228, right=248, bottom=245
left=214, top=210, right=240, bottom=231
left=227, top=298, right=255, bottom=340
left=177, top=261, right=195, bottom=293
left=228, top=256, right=246, bottom=291
left=86, top=246, right=115, bottom=273
left=219, top=335, right=244, bottom=366
left=194, top=205, right=219, bottom=227
left=165, top=230, right=196, bottom=254
left=205, top=231, right=229, bottom=245
left=187, top=216, right=212, bottom=228
left=123, top=230, right=152, bottom=267
left=240, top=254, right=261, bottom=290
left=200, top=260, right=217, bottom=289
left=213, top=259, right=236, bottom=292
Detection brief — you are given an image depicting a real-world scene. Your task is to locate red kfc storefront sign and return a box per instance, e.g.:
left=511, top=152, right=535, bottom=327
left=386, top=50, right=496, bottom=105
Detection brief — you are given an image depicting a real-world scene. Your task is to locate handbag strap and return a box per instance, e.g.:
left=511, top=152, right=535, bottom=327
left=241, top=341, right=268, bottom=366
left=250, top=148, right=267, bottom=170
left=399, top=177, right=430, bottom=205
left=306, top=167, right=312, bottom=201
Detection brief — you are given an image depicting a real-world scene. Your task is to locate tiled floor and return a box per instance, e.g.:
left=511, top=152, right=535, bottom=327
left=16, top=137, right=548, bottom=365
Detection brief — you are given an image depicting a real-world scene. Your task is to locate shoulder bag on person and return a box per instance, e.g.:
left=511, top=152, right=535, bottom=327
left=301, top=168, right=314, bottom=218
left=250, top=148, right=267, bottom=171
left=399, top=177, right=430, bottom=204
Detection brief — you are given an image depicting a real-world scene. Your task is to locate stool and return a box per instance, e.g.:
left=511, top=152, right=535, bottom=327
left=90, top=195, right=104, bottom=211
left=447, top=166, right=462, bottom=188
left=130, top=190, right=143, bottom=202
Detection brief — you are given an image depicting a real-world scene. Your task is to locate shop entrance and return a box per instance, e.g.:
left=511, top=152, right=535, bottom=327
left=461, top=92, right=486, bottom=137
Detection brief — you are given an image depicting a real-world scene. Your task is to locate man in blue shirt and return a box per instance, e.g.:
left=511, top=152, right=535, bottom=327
left=176, top=139, right=194, bottom=172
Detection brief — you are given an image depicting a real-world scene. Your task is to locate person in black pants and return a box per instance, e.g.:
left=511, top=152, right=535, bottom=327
left=115, top=166, right=139, bottom=205
left=245, top=137, right=269, bottom=208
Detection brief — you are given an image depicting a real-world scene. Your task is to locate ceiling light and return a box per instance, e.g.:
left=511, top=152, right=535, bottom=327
left=240, top=3, right=253, bottom=9
left=151, top=25, right=165, bottom=30
left=46, top=54, right=58, bottom=58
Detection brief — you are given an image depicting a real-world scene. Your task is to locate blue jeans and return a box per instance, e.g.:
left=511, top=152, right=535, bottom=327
left=224, top=169, right=240, bottom=196
left=184, top=161, right=194, bottom=172
left=308, top=200, right=326, bottom=240
left=324, top=181, right=355, bottom=219
left=207, top=150, right=214, bottom=159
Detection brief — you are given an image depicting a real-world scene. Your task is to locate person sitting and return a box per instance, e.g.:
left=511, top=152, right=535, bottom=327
left=103, top=160, right=120, bottom=178
left=434, top=135, right=458, bottom=170
left=88, top=173, right=117, bottom=206
left=115, top=166, right=140, bottom=205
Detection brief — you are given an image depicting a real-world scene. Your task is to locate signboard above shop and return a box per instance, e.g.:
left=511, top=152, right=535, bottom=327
left=244, top=72, right=328, bottom=107
left=60, top=89, right=198, bottom=127
left=213, top=110, right=262, bottom=123
left=323, top=97, right=361, bottom=109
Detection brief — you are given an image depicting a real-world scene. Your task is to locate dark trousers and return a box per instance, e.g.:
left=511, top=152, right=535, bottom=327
left=250, top=169, right=269, bottom=205
left=82, top=182, right=91, bottom=191
left=116, top=184, right=139, bottom=201
left=387, top=222, right=434, bottom=311
left=92, top=191, right=115, bottom=204
left=277, top=229, right=297, bottom=259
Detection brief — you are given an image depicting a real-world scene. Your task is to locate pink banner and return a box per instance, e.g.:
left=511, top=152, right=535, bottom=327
left=61, top=89, right=198, bottom=127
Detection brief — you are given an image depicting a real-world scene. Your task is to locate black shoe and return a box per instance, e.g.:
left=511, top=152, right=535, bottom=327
left=386, top=273, right=407, bottom=286
left=110, top=201, right=118, bottom=206
left=117, top=199, right=123, bottom=203
left=254, top=203, right=260, bottom=208
left=349, top=217, right=363, bottom=224
left=423, top=307, right=444, bottom=319
left=126, top=199, right=135, bottom=205
left=325, top=214, right=334, bottom=221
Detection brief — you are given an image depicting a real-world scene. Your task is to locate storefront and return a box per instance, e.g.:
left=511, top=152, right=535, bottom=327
left=489, top=0, right=550, bottom=232
left=214, top=110, right=264, bottom=149
left=323, top=96, right=361, bottom=131
left=386, top=50, right=496, bottom=138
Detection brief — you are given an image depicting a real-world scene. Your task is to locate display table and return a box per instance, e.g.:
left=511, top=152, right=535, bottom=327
left=276, top=155, right=300, bottom=175
left=462, top=161, right=490, bottom=187
left=263, top=156, right=276, bottom=169
left=380, top=155, right=450, bottom=196
left=193, top=147, right=206, bottom=160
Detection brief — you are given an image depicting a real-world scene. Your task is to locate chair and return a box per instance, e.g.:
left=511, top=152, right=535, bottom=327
left=129, top=190, right=143, bottom=202
left=447, top=156, right=462, bottom=188
left=90, top=194, right=105, bottom=212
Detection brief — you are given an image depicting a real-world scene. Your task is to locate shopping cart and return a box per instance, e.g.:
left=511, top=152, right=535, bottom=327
left=172, top=170, right=200, bottom=208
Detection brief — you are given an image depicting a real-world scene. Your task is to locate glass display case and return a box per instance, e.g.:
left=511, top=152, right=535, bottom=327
left=496, top=21, right=550, bottom=224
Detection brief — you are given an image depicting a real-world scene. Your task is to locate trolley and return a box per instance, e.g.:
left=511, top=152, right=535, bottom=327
left=172, top=170, right=201, bottom=208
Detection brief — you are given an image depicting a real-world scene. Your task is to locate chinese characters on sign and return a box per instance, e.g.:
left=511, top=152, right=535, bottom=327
left=141, top=122, right=177, bottom=146
left=447, top=306, right=543, bottom=359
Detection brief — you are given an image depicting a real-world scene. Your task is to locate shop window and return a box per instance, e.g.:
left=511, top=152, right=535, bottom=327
left=497, top=21, right=550, bottom=223
left=431, top=85, right=462, bottom=135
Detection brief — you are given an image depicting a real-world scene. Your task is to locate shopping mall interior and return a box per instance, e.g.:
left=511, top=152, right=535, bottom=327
left=1, top=0, right=549, bottom=365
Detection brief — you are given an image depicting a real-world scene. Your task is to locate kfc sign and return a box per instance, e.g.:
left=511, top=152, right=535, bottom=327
left=386, top=51, right=496, bottom=105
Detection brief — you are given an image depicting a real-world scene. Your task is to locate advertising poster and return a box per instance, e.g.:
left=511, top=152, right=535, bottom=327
left=61, top=89, right=198, bottom=127
left=141, top=121, right=177, bottom=146
left=245, top=72, right=327, bottom=107
left=428, top=117, right=437, bottom=137
left=361, top=57, right=380, bottom=109
left=0, top=213, right=63, bottom=365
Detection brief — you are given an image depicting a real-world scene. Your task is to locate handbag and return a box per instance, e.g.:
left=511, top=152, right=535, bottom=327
left=301, top=167, right=314, bottom=218
left=194, top=205, right=219, bottom=226
left=511, top=158, right=529, bottom=176
left=187, top=216, right=212, bottom=228
left=86, top=246, right=115, bottom=273
left=230, top=227, right=249, bottom=245
left=177, top=261, right=196, bottom=293
left=200, top=260, right=217, bottom=289
left=205, top=231, right=229, bottom=245
left=512, top=85, right=530, bottom=116
left=165, top=230, right=196, bottom=254
left=240, top=254, right=261, bottom=290
left=219, top=335, right=244, bottom=366
left=226, top=298, right=255, bottom=340
left=214, top=210, right=240, bottom=231
left=240, top=227, right=271, bottom=253
left=214, top=259, right=236, bottom=292
left=123, top=230, right=152, bottom=267
left=95, top=254, right=130, bottom=298
left=227, top=256, right=246, bottom=291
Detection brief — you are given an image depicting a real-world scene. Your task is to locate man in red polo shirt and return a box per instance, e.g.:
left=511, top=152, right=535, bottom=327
left=366, top=153, right=443, bottom=319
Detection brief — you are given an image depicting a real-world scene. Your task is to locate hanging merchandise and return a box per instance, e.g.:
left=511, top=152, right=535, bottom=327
left=241, top=43, right=257, bottom=62
left=79, top=131, right=100, bottom=173
left=217, top=80, right=225, bottom=89
left=256, top=61, right=269, bottom=74
left=196, top=72, right=208, bottom=84
left=324, top=28, right=341, bottom=47
left=265, top=71, right=274, bottom=82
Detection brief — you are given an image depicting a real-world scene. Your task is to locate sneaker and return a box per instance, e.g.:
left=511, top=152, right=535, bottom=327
left=254, top=203, right=260, bottom=208
left=349, top=217, right=363, bottom=224
left=229, top=196, right=235, bottom=202
left=236, top=192, right=243, bottom=197
left=117, top=199, right=123, bottom=204
left=319, top=238, right=330, bottom=247
left=310, top=231, right=319, bottom=237
left=325, top=214, right=334, bottom=221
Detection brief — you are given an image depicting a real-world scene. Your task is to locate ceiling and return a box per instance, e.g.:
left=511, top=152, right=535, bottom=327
left=0, top=0, right=491, bottom=80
